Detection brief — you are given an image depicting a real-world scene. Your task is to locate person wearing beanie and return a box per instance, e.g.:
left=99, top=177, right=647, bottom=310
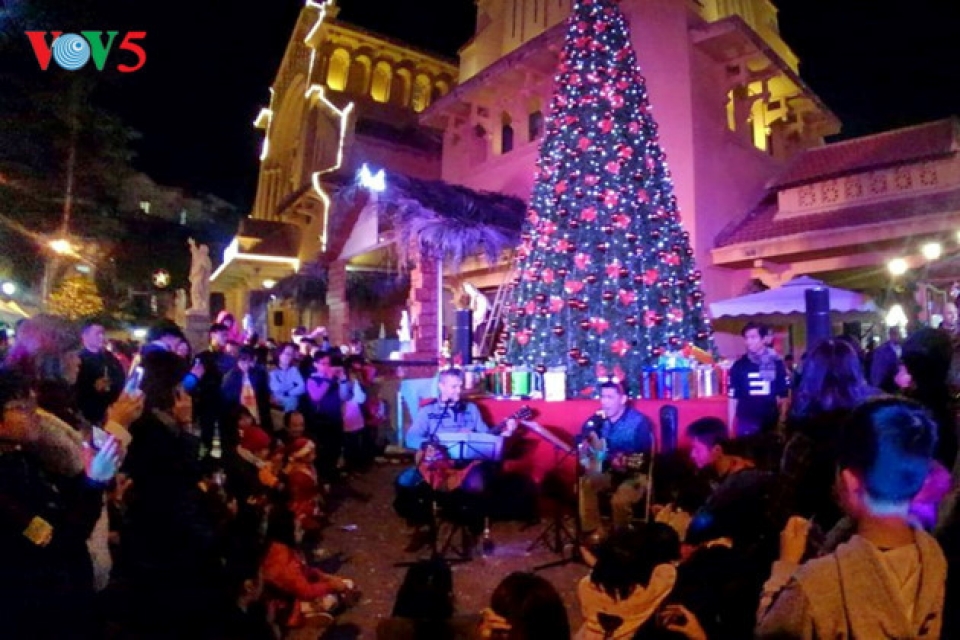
left=286, top=438, right=323, bottom=531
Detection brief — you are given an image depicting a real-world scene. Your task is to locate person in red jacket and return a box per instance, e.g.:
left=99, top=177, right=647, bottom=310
left=261, top=508, right=359, bottom=637
left=286, top=438, right=324, bottom=530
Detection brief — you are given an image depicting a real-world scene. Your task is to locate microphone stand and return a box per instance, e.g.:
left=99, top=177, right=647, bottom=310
left=397, top=399, right=471, bottom=566
left=532, top=414, right=603, bottom=572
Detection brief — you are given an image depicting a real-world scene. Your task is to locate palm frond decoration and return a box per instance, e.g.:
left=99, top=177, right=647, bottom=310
left=334, top=168, right=526, bottom=271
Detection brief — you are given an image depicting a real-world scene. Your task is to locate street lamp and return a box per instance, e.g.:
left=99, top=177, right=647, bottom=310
left=49, top=238, right=76, bottom=256
left=888, top=258, right=909, bottom=276
left=1, top=282, right=16, bottom=296
left=922, top=242, right=942, bottom=261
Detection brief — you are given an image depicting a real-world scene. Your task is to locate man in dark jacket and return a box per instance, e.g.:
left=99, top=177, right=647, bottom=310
left=222, top=346, right=273, bottom=436
left=0, top=370, right=119, bottom=639
left=75, top=320, right=126, bottom=425
left=195, top=323, right=236, bottom=451
left=869, top=326, right=902, bottom=393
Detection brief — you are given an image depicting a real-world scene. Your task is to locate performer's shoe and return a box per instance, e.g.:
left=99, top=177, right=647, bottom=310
left=404, top=527, right=434, bottom=553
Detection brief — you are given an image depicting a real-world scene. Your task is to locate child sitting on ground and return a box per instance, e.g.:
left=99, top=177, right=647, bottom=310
left=576, top=523, right=681, bottom=640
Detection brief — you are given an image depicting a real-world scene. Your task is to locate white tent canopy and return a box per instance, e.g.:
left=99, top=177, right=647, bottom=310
left=0, top=298, right=30, bottom=326
left=709, top=275, right=878, bottom=320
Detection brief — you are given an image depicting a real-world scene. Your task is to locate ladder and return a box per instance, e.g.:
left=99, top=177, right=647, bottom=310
left=479, top=264, right=517, bottom=359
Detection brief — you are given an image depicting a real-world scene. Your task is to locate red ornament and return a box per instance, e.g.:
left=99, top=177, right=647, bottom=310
left=611, top=339, right=630, bottom=357
left=580, top=206, right=597, bottom=222
left=584, top=174, right=599, bottom=186
left=542, top=268, right=555, bottom=285
left=552, top=325, right=565, bottom=337
left=612, top=214, right=631, bottom=229
left=574, top=253, right=592, bottom=271
left=585, top=274, right=598, bottom=285
left=554, top=180, right=568, bottom=195
left=516, top=330, right=531, bottom=346
left=618, top=289, right=637, bottom=306
left=535, top=293, right=547, bottom=304
left=555, top=239, right=571, bottom=253
left=605, top=161, right=620, bottom=175
left=602, top=290, right=615, bottom=302
left=549, top=296, right=565, bottom=313
left=605, top=261, right=621, bottom=278
left=667, top=307, right=684, bottom=323
left=625, top=315, right=638, bottom=327
left=568, top=347, right=582, bottom=360
left=590, top=317, right=610, bottom=333
left=643, top=310, right=658, bottom=328
left=643, top=269, right=659, bottom=286
left=596, top=242, right=608, bottom=253
left=525, top=300, right=537, bottom=315
left=579, top=319, right=591, bottom=330
left=557, top=267, right=569, bottom=277
left=603, top=189, right=619, bottom=208
left=665, top=253, right=681, bottom=267
left=578, top=136, right=591, bottom=151
left=565, top=280, right=585, bottom=294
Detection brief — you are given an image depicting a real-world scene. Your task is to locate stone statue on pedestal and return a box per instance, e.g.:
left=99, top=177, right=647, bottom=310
left=187, top=238, right=212, bottom=314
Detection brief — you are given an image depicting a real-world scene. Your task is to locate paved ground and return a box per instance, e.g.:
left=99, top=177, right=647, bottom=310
left=319, top=461, right=587, bottom=638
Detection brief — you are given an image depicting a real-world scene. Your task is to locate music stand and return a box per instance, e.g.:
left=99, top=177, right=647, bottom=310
left=433, top=433, right=502, bottom=559
left=530, top=436, right=589, bottom=572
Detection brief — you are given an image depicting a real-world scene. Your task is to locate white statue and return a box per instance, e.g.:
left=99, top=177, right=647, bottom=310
left=399, top=309, right=412, bottom=343
left=187, top=237, right=212, bottom=314
left=462, top=281, right=490, bottom=335
left=174, top=288, right=188, bottom=327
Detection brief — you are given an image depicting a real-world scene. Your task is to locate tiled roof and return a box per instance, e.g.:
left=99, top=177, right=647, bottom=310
left=770, top=119, right=958, bottom=189
left=716, top=187, right=960, bottom=248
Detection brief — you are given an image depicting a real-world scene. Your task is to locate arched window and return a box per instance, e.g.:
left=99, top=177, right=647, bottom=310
left=391, top=68, right=412, bottom=107
left=370, top=61, right=392, bottom=103
left=346, top=56, right=371, bottom=96
left=528, top=110, right=544, bottom=141
left=326, top=49, right=350, bottom=91
left=411, top=74, right=432, bottom=112
left=433, top=80, right=450, bottom=101
left=501, top=112, right=514, bottom=154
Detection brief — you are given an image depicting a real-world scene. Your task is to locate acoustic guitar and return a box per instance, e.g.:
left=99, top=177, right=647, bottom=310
left=417, top=406, right=533, bottom=491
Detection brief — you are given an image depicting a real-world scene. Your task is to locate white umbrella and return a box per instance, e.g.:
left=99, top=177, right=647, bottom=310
left=0, top=298, right=30, bottom=326
left=709, top=275, right=877, bottom=319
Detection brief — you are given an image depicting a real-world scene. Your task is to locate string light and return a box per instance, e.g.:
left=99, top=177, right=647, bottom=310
left=502, top=0, right=713, bottom=397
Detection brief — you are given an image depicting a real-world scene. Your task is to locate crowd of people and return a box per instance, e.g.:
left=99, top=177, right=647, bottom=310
left=3, top=311, right=960, bottom=639
left=0, top=314, right=381, bottom=639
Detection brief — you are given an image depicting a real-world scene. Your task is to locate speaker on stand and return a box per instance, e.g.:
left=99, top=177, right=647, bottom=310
left=453, top=309, right=473, bottom=365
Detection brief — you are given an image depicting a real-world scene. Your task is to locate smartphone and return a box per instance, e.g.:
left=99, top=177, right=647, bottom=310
left=91, top=426, right=109, bottom=451
left=124, top=366, right=144, bottom=395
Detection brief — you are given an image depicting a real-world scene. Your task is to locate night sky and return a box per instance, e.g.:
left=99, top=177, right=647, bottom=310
left=95, top=0, right=958, bottom=212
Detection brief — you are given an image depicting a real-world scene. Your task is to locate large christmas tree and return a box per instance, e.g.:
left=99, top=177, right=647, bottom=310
left=503, top=0, right=714, bottom=398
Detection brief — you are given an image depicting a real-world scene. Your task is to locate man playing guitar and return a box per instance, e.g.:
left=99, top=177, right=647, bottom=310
left=395, top=368, right=522, bottom=552
left=580, top=379, right=655, bottom=540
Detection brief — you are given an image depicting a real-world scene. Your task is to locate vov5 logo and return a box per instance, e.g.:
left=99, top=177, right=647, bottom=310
left=26, top=31, right=147, bottom=72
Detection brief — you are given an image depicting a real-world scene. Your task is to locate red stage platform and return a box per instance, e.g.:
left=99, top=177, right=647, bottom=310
left=473, top=396, right=727, bottom=482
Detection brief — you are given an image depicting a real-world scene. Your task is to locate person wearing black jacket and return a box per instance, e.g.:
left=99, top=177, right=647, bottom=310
left=120, top=350, right=224, bottom=636
left=0, top=369, right=121, bottom=639
left=195, top=323, right=237, bottom=451
left=221, top=346, right=273, bottom=437
left=75, top=321, right=126, bottom=425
